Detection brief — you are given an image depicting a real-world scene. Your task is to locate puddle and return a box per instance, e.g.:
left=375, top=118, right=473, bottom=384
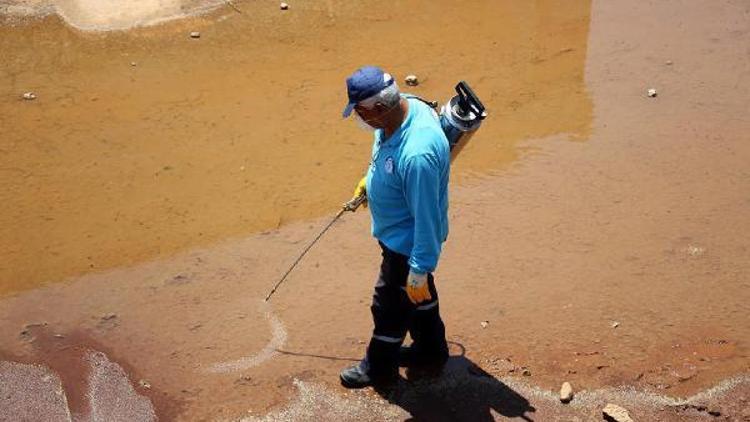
left=0, top=0, right=593, bottom=295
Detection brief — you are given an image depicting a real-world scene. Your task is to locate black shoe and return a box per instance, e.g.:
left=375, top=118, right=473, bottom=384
left=399, top=345, right=448, bottom=368
left=340, top=361, right=397, bottom=389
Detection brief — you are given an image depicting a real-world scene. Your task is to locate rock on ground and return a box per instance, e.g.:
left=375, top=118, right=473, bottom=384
left=603, top=403, right=634, bottom=422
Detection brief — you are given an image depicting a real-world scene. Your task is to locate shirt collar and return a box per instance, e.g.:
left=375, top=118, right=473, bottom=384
left=375, top=98, right=414, bottom=147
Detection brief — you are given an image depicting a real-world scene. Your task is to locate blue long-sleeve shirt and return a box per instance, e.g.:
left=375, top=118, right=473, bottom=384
left=365, top=96, right=450, bottom=274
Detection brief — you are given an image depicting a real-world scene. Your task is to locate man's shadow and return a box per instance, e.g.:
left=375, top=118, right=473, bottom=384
left=374, top=347, right=536, bottom=422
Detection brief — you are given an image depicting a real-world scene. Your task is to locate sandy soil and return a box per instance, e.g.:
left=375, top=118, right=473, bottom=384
left=1, top=0, right=749, bottom=421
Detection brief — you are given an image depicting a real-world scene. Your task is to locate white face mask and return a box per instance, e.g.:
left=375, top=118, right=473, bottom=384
left=353, top=110, right=377, bottom=133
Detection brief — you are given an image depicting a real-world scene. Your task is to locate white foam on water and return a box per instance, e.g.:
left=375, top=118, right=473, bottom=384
left=584, top=374, right=750, bottom=409
left=0, top=0, right=225, bottom=31
left=83, top=350, right=156, bottom=422
left=238, top=379, right=409, bottom=422
left=206, top=300, right=288, bottom=374
left=232, top=374, right=750, bottom=422
left=0, top=351, right=156, bottom=422
left=0, top=361, right=73, bottom=422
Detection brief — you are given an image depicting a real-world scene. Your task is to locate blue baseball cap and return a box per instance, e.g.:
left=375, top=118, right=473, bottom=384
left=342, top=66, right=395, bottom=118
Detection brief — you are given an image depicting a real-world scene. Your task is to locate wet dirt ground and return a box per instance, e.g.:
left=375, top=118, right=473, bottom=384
left=1, top=0, right=750, bottom=421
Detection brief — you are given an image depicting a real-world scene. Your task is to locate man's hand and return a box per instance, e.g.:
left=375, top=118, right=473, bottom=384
left=406, top=271, right=432, bottom=304
left=350, top=176, right=368, bottom=210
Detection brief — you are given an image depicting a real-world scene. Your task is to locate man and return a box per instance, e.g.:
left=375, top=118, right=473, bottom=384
left=339, top=66, right=450, bottom=388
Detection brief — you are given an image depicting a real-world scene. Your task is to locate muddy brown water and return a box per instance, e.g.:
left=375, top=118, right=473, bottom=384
left=0, top=0, right=592, bottom=296
left=2, top=0, right=750, bottom=421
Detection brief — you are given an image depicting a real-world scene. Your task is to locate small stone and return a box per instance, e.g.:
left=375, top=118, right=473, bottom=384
left=521, top=367, right=531, bottom=376
left=404, top=74, right=419, bottom=86
left=130, top=62, right=137, bottom=67
left=138, top=379, right=151, bottom=389
left=611, top=321, right=620, bottom=328
left=665, top=60, right=673, bottom=65
left=603, top=403, right=634, bottom=422
left=280, top=2, right=289, bottom=10
left=102, top=313, right=117, bottom=321
left=686, top=245, right=704, bottom=256
left=480, top=320, right=489, bottom=329
left=22, top=92, right=36, bottom=100
left=560, top=381, right=574, bottom=403
left=647, top=88, right=658, bottom=98
left=190, top=31, right=201, bottom=39
left=54, top=334, right=65, bottom=339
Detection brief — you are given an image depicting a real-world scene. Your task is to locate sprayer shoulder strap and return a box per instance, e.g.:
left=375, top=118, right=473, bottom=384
left=403, top=94, right=439, bottom=110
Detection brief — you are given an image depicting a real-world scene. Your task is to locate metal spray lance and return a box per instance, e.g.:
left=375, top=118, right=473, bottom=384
left=264, top=195, right=366, bottom=301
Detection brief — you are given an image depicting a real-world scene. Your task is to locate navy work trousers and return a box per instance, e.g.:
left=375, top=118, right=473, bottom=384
left=365, top=242, right=448, bottom=376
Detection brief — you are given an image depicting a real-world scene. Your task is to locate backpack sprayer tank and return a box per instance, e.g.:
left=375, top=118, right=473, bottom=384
left=438, top=81, right=487, bottom=157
